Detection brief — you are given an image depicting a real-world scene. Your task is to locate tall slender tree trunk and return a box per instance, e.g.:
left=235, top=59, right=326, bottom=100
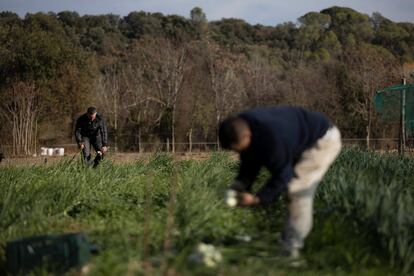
left=114, top=92, right=118, bottom=152
left=188, top=128, right=192, bottom=153
left=138, top=127, right=142, bottom=153
left=366, top=104, right=372, bottom=149
left=34, top=119, right=38, bottom=156
left=171, top=109, right=175, bottom=153
left=12, top=117, right=16, bottom=156
left=216, top=112, right=220, bottom=151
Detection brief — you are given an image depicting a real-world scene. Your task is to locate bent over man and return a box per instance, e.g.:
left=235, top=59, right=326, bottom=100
left=75, top=107, right=108, bottom=168
left=219, top=106, right=342, bottom=260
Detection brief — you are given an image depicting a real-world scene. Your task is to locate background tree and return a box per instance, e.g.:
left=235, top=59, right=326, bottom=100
left=137, top=37, right=188, bottom=152
left=344, top=44, right=400, bottom=148
left=1, top=7, right=413, bottom=154
left=204, top=42, right=247, bottom=146
left=0, top=82, right=39, bottom=155
left=190, top=7, right=208, bottom=39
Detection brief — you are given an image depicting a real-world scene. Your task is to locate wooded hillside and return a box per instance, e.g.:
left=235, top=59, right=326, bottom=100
left=1, top=6, right=413, bottom=153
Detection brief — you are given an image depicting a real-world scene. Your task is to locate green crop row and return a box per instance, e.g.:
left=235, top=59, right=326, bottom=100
left=0, top=150, right=412, bottom=275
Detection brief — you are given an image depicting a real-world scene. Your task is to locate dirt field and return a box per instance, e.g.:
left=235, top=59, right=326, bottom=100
left=0, top=152, right=236, bottom=167
left=1, top=148, right=412, bottom=167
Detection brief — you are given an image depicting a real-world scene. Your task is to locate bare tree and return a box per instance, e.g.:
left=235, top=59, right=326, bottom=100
left=345, top=44, right=400, bottom=148
left=244, top=51, right=277, bottom=107
left=204, top=42, right=246, bottom=147
left=120, top=63, right=164, bottom=152
left=0, top=82, right=39, bottom=155
left=97, top=65, right=122, bottom=151
left=137, top=37, right=188, bottom=153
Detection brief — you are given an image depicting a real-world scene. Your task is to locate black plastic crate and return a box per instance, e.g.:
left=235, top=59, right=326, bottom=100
left=6, top=232, right=92, bottom=274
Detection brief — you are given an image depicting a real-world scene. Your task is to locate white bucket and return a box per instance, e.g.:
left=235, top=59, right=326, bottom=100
left=47, top=148, right=54, bottom=156
left=40, top=147, right=48, bottom=156
left=57, top=148, right=65, bottom=156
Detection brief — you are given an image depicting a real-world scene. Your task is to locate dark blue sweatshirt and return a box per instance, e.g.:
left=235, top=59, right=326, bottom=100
left=235, top=106, right=331, bottom=204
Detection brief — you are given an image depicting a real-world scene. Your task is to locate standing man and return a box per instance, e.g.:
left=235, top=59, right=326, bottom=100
left=219, top=106, right=341, bottom=260
left=75, top=107, right=108, bottom=168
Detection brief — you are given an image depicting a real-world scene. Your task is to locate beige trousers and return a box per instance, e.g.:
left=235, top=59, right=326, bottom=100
left=281, top=126, right=342, bottom=251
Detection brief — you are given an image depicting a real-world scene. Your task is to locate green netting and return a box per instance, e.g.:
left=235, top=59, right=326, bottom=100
left=374, top=84, right=414, bottom=136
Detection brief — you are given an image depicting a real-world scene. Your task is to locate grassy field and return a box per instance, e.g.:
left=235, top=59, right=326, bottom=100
left=0, top=149, right=413, bottom=275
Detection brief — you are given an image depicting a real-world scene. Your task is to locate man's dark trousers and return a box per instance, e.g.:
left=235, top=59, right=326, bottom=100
left=82, top=136, right=104, bottom=167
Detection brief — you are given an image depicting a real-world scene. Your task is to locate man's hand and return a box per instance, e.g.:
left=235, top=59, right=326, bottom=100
left=79, top=143, right=84, bottom=150
left=230, top=180, right=246, bottom=192
left=102, top=146, right=108, bottom=153
left=238, top=193, right=260, bottom=207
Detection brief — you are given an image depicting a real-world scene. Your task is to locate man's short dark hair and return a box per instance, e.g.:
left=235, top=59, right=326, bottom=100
left=87, top=106, right=97, bottom=115
left=219, top=116, right=249, bottom=149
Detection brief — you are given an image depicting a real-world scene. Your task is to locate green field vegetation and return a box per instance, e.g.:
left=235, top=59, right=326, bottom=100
left=0, top=149, right=413, bottom=275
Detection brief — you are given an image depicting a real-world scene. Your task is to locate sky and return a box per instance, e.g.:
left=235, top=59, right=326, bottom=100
left=1, top=0, right=413, bottom=25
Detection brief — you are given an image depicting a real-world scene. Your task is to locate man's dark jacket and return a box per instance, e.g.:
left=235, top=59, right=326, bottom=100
left=235, top=106, right=331, bottom=205
left=75, top=113, right=108, bottom=146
